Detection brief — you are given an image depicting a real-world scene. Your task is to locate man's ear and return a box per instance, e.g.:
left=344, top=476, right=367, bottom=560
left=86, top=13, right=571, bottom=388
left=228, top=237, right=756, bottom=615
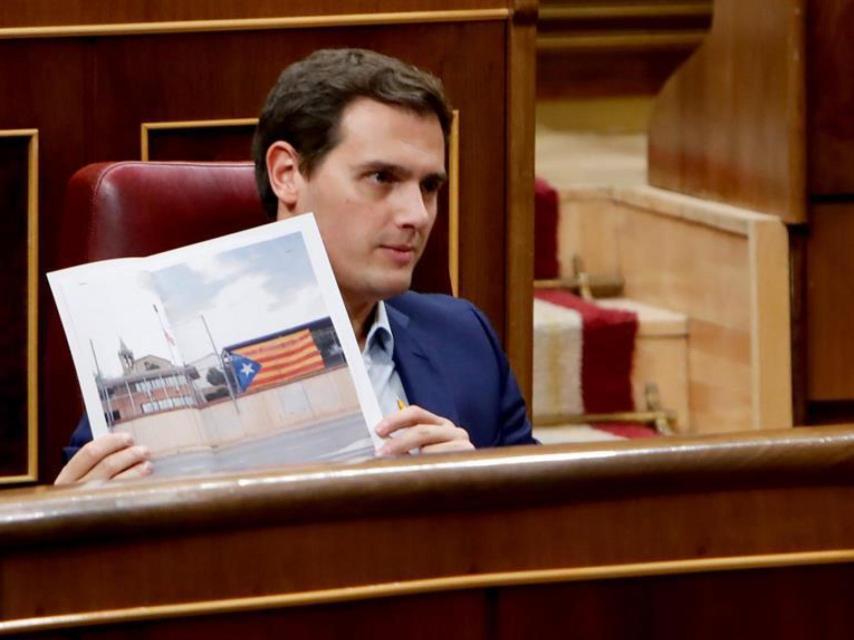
left=266, top=141, right=304, bottom=211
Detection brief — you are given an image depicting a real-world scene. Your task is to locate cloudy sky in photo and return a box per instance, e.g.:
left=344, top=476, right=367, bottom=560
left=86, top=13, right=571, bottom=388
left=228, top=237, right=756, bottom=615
left=151, top=232, right=327, bottom=364
left=60, top=232, right=327, bottom=378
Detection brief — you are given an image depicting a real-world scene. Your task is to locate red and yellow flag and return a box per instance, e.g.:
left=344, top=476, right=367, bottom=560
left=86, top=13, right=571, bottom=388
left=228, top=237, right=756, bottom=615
left=230, top=329, right=324, bottom=390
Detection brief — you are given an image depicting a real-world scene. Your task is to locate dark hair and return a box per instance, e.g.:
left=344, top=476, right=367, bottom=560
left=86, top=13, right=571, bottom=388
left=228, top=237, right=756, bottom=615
left=252, top=48, right=452, bottom=218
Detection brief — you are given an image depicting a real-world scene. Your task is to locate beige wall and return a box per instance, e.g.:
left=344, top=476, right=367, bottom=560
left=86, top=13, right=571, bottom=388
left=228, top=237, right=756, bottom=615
left=116, top=367, right=360, bottom=456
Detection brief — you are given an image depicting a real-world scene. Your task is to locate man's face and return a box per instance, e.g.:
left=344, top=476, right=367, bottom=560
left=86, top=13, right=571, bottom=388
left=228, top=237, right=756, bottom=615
left=278, top=98, right=446, bottom=311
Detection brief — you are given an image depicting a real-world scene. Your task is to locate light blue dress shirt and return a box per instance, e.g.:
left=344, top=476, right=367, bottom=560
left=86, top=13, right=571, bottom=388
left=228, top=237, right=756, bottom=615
left=362, top=301, right=409, bottom=418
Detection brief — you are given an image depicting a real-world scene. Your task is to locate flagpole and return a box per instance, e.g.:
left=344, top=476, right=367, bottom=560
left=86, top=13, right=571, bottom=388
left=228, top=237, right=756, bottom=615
left=90, top=339, right=114, bottom=428
left=200, top=313, right=239, bottom=414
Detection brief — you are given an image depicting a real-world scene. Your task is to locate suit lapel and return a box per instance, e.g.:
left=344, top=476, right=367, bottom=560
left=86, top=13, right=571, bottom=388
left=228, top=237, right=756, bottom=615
left=386, top=302, right=460, bottom=426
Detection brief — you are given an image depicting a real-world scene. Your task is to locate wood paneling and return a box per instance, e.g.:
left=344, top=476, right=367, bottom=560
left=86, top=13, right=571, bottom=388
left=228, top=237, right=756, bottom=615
left=803, top=0, right=854, bottom=417
left=18, top=593, right=488, bottom=640
left=806, top=205, right=854, bottom=400
left=505, top=0, right=537, bottom=412
left=647, top=0, right=854, bottom=421
left=538, top=49, right=698, bottom=99
left=496, top=564, right=854, bottom=639
left=555, top=185, right=791, bottom=433
left=0, top=4, right=534, bottom=483
left=0, top=0, right=506, bottom=28
left=537, top=0, right=712, bottom=99
left=14, top=565, right=854, bottom=639
left=0, top=134, right=36, bottom=483
left=142, top=120, right=257, bottom=162
left=807, top=0, right=854, bottom=195
left=648, top=0, right=807, bottom=222
left=788, top=224, right=809, bottom=424
left=2, top=426, right=854, bottom=635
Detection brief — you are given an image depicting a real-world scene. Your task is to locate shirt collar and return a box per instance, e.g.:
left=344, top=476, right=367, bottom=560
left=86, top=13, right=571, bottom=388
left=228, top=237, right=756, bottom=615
left=363, top=301, right=395, bottom=357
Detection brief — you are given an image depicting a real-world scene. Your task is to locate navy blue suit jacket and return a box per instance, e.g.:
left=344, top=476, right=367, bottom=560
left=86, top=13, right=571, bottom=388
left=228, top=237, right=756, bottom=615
left=64, top=291, right=535, bottom=461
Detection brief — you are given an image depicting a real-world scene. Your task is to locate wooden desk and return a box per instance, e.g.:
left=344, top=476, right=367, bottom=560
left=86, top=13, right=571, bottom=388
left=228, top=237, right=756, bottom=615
left=3, top=427, right=854, bottom=638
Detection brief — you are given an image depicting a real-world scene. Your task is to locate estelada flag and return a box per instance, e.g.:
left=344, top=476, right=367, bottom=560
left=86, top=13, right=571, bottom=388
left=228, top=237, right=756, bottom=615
left=228, top=328, right=325, bottom=392
left=229, top=352, right=261, bottom=393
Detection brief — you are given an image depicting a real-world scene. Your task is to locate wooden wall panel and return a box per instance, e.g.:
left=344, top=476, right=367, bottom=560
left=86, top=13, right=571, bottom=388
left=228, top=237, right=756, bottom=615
left=0, top=6, right=533, bottom=484
left=19, top=593, right=487, bottom=640
left=0, top=134, right=36, bottom=483
left=3, top=427, right=854, bottom=636
left=592, top=197, right=755, bottom=432
left=647, top=0, right=854, bottom=423
left=555, top=186, right=792, bottom=433
left=495, top=564, right=854, bottom=639
left=15, top=564, right=854, bottom=639
left=505, top=0, right=536, bottom=414
left=647, top=0, right=806, bottom=223
left=806, top=204, right=854, bottom=400
left=0, top=0, right=505, bottom=27
left=807, top=0, right=854, bottom=195
left=803, top=0, right=854, bottom=419
left=142, top=120, right=257, bottom=162
left=537, top=0, right=712, bottom=99
left=538, top=49, right=698, bottom=99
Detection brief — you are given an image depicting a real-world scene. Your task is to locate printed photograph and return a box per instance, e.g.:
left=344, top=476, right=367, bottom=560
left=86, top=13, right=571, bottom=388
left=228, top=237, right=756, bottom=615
left=52, top=222, right=377, bottom=477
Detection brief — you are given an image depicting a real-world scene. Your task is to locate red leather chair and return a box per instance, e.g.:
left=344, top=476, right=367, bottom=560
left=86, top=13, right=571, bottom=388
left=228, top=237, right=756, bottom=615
left=57, top=161, right=268, bottom=265
left=44, top=162, right=268, bottom=481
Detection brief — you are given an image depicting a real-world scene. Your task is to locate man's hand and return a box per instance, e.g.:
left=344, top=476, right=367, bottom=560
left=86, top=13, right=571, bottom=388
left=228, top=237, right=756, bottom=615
left=54, top=433, right=153, bottom=485
left=375, top=405, right=474, bottom=456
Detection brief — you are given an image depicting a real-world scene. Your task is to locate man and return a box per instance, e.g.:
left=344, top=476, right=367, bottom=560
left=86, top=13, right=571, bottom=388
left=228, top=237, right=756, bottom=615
left=56, top=49, right=534, bottom=485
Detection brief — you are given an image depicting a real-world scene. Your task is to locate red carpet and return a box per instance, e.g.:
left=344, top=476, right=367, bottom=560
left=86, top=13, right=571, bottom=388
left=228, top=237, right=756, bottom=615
left=533, top=175, right=655, bottom=440
left=534, top=289, right=656, bottom=439
left=535, top=289, right=637, bottom=413
left=534, top=177, right=560, bottom=280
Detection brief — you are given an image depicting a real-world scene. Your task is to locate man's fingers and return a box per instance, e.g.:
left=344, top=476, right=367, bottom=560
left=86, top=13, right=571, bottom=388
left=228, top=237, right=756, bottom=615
left=112, top=459, right=154, bottom=481
left=375, top=405, right=444, bottom=437
left=374, top=404, right=474, bottom=456
left=79, top=445, right=152, bottom=483
left=379, top=424, right=469, bottom=456
left=55, top=433, right=136, bottom=485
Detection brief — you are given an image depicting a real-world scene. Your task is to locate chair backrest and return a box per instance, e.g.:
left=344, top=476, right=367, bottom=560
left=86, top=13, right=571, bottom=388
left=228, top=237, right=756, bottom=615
left=58, top=161, right=268, bottom=265
left=44, top=161, right=269, bottom=480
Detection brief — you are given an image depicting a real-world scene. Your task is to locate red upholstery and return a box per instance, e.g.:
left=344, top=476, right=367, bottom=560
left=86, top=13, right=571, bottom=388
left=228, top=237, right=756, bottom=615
left=45, top=162, right=268, bottom=481
left=58, top=161, right=268, bottom=267
left=534, top=177, right=560, bottom=280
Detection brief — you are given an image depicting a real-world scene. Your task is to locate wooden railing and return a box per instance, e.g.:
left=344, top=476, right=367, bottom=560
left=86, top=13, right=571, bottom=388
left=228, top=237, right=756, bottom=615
left=3, top=426, right=854, bottom=636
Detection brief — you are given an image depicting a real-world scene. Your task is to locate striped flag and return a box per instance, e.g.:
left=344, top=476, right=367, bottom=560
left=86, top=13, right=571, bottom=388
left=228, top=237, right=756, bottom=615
left=227, top=329, right=325, bottom=391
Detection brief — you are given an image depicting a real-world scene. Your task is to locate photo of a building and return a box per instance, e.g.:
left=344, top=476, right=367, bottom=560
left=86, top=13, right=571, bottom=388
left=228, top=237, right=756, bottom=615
left=96, top=340, right=200, bottom=427
left=53, top=218, right=379, bottom=477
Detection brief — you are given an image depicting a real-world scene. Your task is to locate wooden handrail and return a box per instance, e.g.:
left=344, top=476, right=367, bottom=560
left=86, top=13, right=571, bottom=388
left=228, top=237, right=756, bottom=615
left=3, top=425, right=854, bottom=546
